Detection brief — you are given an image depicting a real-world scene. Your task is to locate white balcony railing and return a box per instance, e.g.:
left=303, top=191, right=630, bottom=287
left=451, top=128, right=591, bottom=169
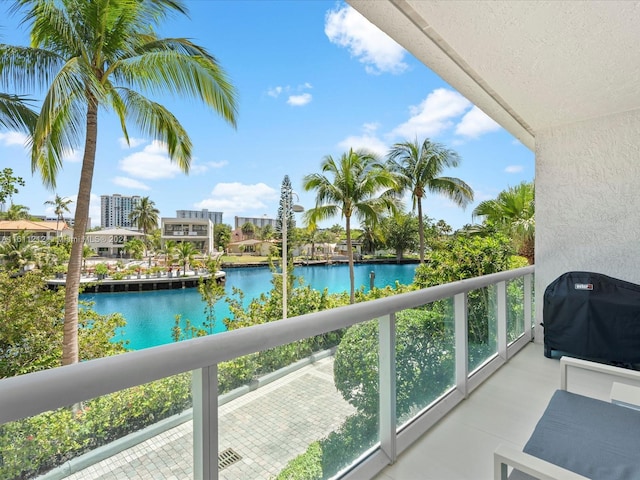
left=0, top=265, right=534, bottom=480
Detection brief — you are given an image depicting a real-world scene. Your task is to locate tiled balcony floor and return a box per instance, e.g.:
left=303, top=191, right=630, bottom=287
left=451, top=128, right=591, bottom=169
left=374, top=342, right=619, bottom=480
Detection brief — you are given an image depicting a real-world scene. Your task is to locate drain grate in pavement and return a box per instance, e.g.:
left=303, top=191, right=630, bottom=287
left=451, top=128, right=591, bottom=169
left=218, top=448, right=242, bottom=471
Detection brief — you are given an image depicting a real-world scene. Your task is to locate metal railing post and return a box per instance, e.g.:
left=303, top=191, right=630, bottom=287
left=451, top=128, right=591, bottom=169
left=193, top=365, right=218, bottom=480
left=379, top=313, right=396, bottom=464
left=497, top=281, right=508, bottom=360
left=454, top=293, right=469, bottom=398
left=524, top=273, right=533, bottom=342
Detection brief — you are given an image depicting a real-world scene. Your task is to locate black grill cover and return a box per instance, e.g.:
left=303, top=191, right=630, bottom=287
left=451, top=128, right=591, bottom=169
left=544, top=271, right=640, bottom=364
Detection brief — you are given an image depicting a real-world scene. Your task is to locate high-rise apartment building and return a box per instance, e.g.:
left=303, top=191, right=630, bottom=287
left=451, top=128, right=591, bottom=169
left=234, top=215, right=277, bottom=229
left=100, top=194, right=141, bottom=229
left=176, top=209, right=223, bottom=224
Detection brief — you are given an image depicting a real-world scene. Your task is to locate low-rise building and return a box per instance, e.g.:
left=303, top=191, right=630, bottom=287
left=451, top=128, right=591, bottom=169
left=227, top=239, right=274, bottom=256
left=74, top=228, right=145, bottom=257
left=161, top=217, right=214, bottom=253
left=0, top=220, right=66, bottom=242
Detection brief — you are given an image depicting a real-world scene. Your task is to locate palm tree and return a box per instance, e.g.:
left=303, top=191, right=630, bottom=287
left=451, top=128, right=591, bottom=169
left=0, top=231, right=38, bottom=272
left=241, top=222, right=255, bottom=240
left=129, top=196, right=159, bottom=260
left=4, top=204, right=30, bottom=220
left=44, top=194, right=73, bottom=234
left=1, top=0, right=238, bottom=365
left=472, top=181, right=535, bottom=264
left=175, top=241, right=197, bottom=274
left=129, top=197, right=159, bottom=238
left=161, top=240, right=177, bottom=268
left=0, top=92, right=37, bottom=133
left=303, top=148, right=400, bottom=304
left=387, top=138, right=474, bottom=263
left=123, top=238, right=145, bottom=260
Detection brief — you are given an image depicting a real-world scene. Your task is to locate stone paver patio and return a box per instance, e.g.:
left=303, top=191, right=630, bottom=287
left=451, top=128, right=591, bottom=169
left=62, top=357, right=355, bottom=479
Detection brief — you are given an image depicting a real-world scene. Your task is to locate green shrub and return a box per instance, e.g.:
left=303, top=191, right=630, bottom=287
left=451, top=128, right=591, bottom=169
left=0, top=373, right=191, bottom=479
left=275, top=441, right=322, bottom=480
left=275, top=413, right=378, bottom=480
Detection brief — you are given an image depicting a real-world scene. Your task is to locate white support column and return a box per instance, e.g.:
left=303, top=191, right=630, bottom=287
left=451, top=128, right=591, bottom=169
left=524, top=273, right=533, bottom=342
left=379, top=314, right=396, bottom=464
left=497, top=281, right=508, bottom=361
left=193, top=365, right=218, bottom=480
left=454, top=293, right=469, bottom=398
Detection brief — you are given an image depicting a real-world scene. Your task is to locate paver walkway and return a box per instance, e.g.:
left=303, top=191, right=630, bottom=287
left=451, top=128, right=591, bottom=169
left=63, top=356, right=355, bottom=479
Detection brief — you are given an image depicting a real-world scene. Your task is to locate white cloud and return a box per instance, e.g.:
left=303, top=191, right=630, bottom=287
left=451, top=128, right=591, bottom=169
left=118, top=137, right=146, bottom=149
left=208, top=160, right=228, bottom=169
left=188, top=159, right=228, bottom=175
left=119, top=141, right=183, bottom=179
left=287, top=93, right=313, bottom=107
left=0, top=131, right=28, bottom=147
left=195, top=182, right=278, bottom=216
left=325, top=5, right=408, bottom=75
left=455, top=106, right=502, bottom=138
left=505, top=165, right=524, bottom=173
left=390, top=89, right=471, bottom=139
left=62, top=149, right=81, bottom=163
left=338, top=135, right=388, bottom=158
left=113, top=176, right=151, bottom=190
left=267, top=86, right=283, bottom=98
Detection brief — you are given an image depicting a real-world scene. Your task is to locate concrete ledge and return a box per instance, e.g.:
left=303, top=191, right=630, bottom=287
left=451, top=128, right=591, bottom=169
left=36, top=348, right=336, bottom=479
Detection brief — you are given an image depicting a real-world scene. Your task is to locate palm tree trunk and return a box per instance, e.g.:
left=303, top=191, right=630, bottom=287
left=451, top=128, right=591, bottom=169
left=62, top=100, right=98, bottom=365
left=417, top=198, right=425, bottom=264
left=346, top=216, right=355, bottom=304
left=519, top=237, right=535, bottom=265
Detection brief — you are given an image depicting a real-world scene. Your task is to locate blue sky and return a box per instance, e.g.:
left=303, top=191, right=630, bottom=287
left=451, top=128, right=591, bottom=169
left=0, top=1, right=534, bottom=230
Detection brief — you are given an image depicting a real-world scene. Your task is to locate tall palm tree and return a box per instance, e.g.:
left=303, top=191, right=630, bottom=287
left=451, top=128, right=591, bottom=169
left=44, top=194, right=72, bottom=234
left=129, top=196, right=159, bottom=260
left=129, top=196, right=159, bottom=237
left=303, top=149, right=400, bottom=304
left=387, top=138, right=474, bottom=263
left=472, top=181, right=535, bottom=264
left=1, top=0, right=238, bottom=365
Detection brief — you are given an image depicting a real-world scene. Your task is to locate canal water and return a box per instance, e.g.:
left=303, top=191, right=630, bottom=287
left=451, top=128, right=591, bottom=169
left=81, top=262, right=417, bottom=350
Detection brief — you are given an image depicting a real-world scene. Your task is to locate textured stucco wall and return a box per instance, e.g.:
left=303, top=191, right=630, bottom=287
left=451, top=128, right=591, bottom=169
left=535, top=108, right=640, bottom=340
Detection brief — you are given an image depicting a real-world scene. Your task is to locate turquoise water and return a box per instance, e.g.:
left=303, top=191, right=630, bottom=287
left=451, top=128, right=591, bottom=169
left=81, top=262, right=417, bottom=350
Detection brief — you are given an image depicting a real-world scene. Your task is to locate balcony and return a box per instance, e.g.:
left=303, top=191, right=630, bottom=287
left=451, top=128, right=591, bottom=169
left=0, top=266, right=537, bottom=479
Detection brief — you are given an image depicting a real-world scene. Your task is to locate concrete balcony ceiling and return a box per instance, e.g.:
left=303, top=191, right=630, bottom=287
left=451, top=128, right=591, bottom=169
left=347, top=0, right=640, bottom=150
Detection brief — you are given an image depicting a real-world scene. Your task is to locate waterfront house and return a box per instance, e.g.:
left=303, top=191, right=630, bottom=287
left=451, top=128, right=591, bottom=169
left=72, top=227, right=145, bottom=258
left=226, top=238, right=274, bottom=256
left=161, top=217, right=215, bottom=254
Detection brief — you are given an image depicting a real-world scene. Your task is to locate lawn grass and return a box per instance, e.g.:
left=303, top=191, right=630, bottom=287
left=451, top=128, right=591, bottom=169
left=221, top=255, right=271, bottom=264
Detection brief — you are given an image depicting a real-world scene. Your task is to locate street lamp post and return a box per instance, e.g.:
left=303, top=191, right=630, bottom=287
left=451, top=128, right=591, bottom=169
left=282, top=192, right=303, bottom=320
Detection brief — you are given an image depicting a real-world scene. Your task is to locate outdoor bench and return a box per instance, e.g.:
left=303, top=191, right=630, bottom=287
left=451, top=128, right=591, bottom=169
left=495, top=356, right=640, bottom=480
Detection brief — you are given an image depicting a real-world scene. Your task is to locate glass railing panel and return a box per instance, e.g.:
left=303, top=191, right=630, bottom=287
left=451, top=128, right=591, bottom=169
left=396, top=299, right=455, bottom=427
left=0, top=372, right=193, bottom=480
left=507, top=278, right=525, bottom=342
left=468, top=285, right=498, bottom=372
left=220, top=323, right=378, bottom=480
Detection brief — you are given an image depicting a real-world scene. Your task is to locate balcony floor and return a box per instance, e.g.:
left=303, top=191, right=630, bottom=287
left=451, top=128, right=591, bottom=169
left=374, top=342, right=564, bottom=480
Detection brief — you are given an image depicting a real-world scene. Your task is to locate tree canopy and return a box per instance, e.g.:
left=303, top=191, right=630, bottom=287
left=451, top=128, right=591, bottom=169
left=1, top=0, right=238, bottom=365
